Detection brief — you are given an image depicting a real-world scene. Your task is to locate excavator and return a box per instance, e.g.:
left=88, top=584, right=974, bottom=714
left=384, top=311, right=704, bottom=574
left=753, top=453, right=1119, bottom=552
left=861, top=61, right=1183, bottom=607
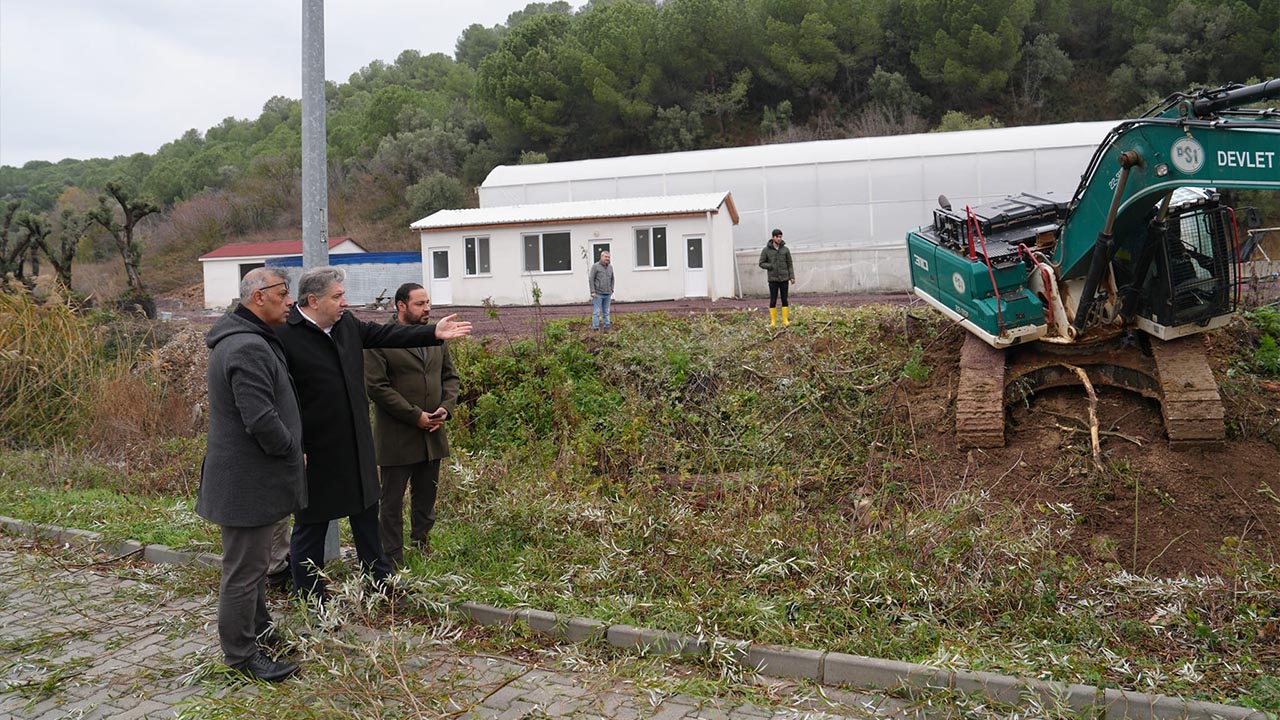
left=906, top=79, right=1280, bottom=447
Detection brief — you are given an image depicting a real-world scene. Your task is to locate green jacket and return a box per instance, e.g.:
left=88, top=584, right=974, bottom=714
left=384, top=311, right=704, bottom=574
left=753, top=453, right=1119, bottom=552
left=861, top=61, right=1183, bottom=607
left=364, top=319, right=460, bottom=467
left=759, top=240, right=794, bottom=283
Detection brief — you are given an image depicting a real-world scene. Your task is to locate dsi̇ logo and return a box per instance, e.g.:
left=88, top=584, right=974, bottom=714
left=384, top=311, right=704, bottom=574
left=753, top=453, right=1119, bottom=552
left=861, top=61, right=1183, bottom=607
left=1171, top=137, right=1205, bottom=174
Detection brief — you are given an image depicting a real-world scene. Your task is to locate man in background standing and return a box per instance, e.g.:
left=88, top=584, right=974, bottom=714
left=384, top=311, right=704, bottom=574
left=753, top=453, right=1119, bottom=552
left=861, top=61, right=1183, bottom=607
left=759, top=228, right=795, bottom=326
left=197, top=267, right=303, bottom=682
left=365, top=283, right=459, bottom=568
left=589, top=250, right=614, bottom=330
left=276, top=267, right=472, bottom=601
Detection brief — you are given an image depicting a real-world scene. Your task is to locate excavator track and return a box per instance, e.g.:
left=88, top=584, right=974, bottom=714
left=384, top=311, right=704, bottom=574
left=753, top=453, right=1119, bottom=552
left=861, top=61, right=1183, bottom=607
left=1150, top=337, right=1226, bottom=446
left=954, top=333, right=1225, bottom=448
left=956, top=334, right=1006, bottom=448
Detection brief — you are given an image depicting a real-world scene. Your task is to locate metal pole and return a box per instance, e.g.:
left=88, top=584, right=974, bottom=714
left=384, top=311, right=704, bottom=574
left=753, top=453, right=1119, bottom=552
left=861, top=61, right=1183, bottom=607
left=301, top=0, right=338, bottom=561
left=302, top=0, right=329, bottom=272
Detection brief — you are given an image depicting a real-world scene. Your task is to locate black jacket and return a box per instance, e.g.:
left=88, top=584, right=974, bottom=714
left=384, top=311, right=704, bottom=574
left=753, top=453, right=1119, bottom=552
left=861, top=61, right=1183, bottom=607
left=276, top=306, right=444, bottom=524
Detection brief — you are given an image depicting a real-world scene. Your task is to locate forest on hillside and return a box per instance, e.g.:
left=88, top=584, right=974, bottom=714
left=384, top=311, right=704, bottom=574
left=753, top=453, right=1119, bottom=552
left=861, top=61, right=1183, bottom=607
left=0, top=0, right=1276, bottom=301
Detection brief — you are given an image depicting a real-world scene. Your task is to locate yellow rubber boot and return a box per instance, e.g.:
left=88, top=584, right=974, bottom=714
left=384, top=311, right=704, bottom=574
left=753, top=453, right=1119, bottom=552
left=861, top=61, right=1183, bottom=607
left=782, top=306, right=790, bottom=326
left=769, top=307, right=778, bottom=326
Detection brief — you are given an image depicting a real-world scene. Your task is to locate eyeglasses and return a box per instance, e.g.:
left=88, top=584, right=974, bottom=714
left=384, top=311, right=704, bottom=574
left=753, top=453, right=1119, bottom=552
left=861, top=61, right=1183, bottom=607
left=255, top=281, right=288, bottom=296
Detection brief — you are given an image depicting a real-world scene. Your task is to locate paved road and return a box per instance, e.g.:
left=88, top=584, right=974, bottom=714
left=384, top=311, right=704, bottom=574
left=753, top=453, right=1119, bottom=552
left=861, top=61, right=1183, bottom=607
left=0, top=538, right=916, bottom=719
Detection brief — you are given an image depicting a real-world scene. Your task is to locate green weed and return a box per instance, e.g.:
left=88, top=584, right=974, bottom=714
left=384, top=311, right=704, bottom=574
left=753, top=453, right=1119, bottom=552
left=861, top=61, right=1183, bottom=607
left=0, top=450, right=216, bottom=549
left=1244, top=306, right=1280, bottom=375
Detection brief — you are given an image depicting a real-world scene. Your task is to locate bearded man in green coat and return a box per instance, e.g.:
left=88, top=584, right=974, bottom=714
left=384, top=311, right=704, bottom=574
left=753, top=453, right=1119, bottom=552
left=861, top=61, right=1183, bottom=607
left=365, top=283, right=460, bottom=568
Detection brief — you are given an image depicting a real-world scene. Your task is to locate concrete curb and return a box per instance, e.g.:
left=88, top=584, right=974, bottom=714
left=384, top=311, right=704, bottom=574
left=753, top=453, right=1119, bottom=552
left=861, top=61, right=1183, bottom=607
left=1, top=516, right=1269, bottom=720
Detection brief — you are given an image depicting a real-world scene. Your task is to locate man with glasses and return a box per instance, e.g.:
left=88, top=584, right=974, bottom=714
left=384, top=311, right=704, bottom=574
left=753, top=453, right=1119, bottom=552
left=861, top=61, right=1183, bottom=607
left=197, top=267, right=304, bottom=682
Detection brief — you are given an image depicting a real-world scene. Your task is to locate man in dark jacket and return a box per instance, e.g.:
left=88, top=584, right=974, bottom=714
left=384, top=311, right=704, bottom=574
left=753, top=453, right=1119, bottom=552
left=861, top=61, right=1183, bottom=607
left=758, top=228, right=796, bottom=326
left=365, top=283, right=459, bottom=568
left=196, top=267, right=303, bottom=682
left=276, top=267, right=471, bottom=600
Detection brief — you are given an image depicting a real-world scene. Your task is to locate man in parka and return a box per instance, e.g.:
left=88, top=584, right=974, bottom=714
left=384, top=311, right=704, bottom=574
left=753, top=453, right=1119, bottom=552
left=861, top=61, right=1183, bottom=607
left=275, top=267, right=471, bottom=602
left=758, top=228, right=795, bottom=326
left=197, top=267, right=303, bottom=682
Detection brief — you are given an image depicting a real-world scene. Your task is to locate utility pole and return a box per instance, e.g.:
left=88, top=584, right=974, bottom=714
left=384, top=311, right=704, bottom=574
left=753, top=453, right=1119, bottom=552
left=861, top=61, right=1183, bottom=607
left=301, top=0, right=328, bottom=271
left=301, top=0, right=338, bottom=561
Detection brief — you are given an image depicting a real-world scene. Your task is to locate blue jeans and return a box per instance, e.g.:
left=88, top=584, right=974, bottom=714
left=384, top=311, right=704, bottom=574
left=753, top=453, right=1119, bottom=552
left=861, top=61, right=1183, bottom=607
left=592, top=293, right=612, bottom=329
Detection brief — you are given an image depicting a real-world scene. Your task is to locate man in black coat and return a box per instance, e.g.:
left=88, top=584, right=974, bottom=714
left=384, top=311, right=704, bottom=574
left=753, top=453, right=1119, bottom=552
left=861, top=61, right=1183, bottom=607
left=275, top=266, right=472, bottom=600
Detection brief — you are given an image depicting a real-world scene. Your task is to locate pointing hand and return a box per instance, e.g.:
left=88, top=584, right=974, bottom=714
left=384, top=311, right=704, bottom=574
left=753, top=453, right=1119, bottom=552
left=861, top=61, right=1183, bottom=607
left=434, top=313, right=473, bottom=339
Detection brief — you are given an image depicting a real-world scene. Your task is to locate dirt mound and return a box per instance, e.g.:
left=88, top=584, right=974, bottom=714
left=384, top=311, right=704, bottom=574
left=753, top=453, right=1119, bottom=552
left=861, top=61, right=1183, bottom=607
left=143, top=321, right=209, bottom=413
left=155, top=282, right=205, bottom=313
left=894, top=322, right=1280, bottom=577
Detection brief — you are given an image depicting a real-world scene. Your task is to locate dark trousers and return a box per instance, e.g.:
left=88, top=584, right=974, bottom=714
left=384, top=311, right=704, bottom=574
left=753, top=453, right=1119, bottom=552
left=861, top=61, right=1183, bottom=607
left=768, top=280, right=790, bottom=307
left=290, top=502, right=392, bottom=600
left=218, top=523, right=276, bottom=666
left=379, top=459, right=440, bottom=568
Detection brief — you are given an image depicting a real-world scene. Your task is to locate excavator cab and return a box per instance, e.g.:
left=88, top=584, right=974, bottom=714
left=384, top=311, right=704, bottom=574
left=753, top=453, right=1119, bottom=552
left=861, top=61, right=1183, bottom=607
left=1124, top=191, right=1239, bottom=333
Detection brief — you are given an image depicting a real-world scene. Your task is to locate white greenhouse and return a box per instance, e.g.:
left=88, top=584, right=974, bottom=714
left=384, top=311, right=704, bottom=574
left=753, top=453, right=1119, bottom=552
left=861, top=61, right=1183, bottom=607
left=479, top=122, right=1116, bottom=293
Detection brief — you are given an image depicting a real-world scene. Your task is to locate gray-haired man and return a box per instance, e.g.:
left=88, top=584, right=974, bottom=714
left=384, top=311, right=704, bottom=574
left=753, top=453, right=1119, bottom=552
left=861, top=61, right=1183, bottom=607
left=196, top=267, right=304, bottom=682
left=276, top=267, right=472, bottom=601
left=589, top=250, right=614, bottom=330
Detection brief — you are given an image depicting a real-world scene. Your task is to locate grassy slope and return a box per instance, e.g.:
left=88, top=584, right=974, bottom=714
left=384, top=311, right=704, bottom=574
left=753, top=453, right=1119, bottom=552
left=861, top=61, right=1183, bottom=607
left=0, top=305, right=1276, bottom=710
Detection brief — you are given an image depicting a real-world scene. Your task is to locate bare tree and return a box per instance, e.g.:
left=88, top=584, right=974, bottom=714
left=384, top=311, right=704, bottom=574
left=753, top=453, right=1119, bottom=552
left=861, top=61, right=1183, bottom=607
left=18, top=210, right=83, bottom=289
left=15, top=213, right=50, bottom=282
left=87, top=181, right=160, bottom=300
left=0, top=200, right=34, bottom=282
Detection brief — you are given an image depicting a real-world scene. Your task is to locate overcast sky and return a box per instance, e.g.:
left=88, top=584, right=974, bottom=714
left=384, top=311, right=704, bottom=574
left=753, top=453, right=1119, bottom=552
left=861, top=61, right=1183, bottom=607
left=0, top=0, right=551, bottom=167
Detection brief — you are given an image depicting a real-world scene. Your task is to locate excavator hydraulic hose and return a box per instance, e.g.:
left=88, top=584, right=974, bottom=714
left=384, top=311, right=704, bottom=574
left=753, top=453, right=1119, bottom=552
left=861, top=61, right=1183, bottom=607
left=1072, top=151, right=1141, bottom=334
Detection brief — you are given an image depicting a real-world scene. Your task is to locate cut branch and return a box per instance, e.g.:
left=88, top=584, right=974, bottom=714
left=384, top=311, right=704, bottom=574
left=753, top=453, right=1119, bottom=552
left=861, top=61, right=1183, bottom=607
left=1060, top=363, right=1103, bottom=472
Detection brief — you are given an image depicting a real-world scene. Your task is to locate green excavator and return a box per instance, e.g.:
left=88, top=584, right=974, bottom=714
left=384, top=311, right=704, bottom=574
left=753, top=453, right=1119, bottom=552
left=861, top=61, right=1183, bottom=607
left=906, top=79, right=1280, bottom=446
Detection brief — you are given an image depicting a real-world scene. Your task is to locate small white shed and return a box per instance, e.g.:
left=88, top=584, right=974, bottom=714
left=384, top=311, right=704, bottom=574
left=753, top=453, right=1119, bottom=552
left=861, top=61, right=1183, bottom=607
left=199, top=236, right=365, bottom=309
left=410, top=193, right=739, bottom=306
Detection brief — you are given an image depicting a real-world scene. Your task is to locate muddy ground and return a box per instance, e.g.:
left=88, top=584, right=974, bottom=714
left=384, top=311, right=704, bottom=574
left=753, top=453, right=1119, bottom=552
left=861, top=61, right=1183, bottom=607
left=891, top=321, right=1280, bottom=577
left=159, top=289, right=1279, bottom=577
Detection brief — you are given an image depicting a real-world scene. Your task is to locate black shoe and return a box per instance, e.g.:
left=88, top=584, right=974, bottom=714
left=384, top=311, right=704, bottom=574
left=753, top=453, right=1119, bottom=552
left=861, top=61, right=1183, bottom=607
left=410, top=536, right=431, bottom=555
left=267, top=568, right=292, bottom=592
left=234, top=651, right=299, bottom=683
left=256, top=627, right=285, bottom=650
left=370, top=575, right=396, bottom=599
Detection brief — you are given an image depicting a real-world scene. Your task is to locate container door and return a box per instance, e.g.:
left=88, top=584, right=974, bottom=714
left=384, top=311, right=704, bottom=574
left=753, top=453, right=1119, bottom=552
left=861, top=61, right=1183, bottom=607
left=429, top=248, right=452, bottom=305
left=684, top=236, right=707, bottom=297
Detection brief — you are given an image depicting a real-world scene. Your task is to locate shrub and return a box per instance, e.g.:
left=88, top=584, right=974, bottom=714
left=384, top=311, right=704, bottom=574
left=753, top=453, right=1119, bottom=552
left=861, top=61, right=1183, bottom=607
left=1, top=289, right=118, bottom=446
left=405, top=172, right=469, bottom=219
left=0, top=286, right=195, bottom=452
left=1244, top=307, right=1280, bottom=375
